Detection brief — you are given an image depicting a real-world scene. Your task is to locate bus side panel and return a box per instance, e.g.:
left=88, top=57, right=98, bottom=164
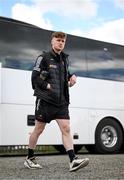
left=0, top=68, right=33, bottom=145
left=1, top=103, right=63, bottom=145
left=69, top=107, right=90, bottom=144
left=0, top=68, right=62, bottom=145
left=1, top=68, right=34, bottom=105
left=69, top=77, right=124, bottom=144
left=1, top=104, right=33, bottom=145
left=0, top=63, right=1, bottom=145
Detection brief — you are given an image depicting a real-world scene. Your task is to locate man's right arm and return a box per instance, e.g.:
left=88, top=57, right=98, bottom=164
left=31, top=55, right=49, bottom=90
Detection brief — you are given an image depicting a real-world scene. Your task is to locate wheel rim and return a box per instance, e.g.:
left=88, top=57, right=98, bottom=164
left=101, top=125, right=118, bottom=148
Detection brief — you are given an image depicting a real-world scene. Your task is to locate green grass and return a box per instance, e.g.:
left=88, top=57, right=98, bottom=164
left=0, top=145, right=59, bottom=156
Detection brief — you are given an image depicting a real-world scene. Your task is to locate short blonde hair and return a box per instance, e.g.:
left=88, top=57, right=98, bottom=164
left=51, top=31, right=67, bottom=39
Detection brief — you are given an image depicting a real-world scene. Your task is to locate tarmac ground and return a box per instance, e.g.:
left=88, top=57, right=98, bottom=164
left=0, top=153, right=124, bottom=179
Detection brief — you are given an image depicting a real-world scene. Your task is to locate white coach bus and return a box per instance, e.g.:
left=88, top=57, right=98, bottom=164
left=0, top=16, right=124, bottom=154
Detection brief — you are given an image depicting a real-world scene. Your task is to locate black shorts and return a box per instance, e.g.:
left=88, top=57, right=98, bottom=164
left=35, top=98, right=70, bottom=123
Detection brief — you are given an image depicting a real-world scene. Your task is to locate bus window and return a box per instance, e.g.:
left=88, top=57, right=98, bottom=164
left=86, top=39, right=124, bottom=82
left=0, top=19, right=51, bottom=71
left=66, top=35, right=87, bottom=77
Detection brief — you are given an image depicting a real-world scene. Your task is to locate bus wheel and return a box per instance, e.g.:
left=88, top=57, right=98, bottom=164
left=94, top=118, right=123, bottom=154
left=54, top=145, right=83, bottom=154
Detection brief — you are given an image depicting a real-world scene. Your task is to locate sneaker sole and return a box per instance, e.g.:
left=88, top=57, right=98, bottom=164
left=69, top=158, right=89, bottom=172
left=24, top=160, right=42, bottom=169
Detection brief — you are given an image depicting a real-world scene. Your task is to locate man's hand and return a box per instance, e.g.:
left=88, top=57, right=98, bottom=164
left=47, top=83, right=51, bottom=90
left=68, top=74, right=77, bottom=87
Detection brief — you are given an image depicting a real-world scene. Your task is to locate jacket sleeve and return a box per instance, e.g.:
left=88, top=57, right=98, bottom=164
left=65, top=55, right=74, bottom=81
left=31, top=55, right=48, bottom=90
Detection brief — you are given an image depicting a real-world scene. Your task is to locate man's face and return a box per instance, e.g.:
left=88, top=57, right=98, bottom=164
left=51, top=37, right=66, bottom=53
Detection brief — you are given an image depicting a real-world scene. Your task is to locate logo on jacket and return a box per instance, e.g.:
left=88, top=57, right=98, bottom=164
left=50, top=58, right=54, bottom=61
left=49, top=64, right=57, bottom=68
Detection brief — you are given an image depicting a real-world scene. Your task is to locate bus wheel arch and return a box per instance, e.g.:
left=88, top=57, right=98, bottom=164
left=94, top=117, right=124, bottom=154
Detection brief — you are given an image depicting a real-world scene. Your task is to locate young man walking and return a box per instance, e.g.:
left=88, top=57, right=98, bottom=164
left=24, top=31, right=89, bottom=172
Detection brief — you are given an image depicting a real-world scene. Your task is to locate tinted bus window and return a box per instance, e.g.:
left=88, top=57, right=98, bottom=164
left=0, top=20, right=51, bottom=70
left=86, top=39, right=124, bottom=82
left=66, top=35, right=87, bottom=77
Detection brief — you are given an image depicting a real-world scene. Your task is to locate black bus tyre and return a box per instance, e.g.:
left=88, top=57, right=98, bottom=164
left=94, top=118, right=123, bottom=154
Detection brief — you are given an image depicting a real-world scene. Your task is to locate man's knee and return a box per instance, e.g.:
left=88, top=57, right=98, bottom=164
left=62, top=122, right=70, bottom=134
left=34, top=120, right=46, bottom=135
